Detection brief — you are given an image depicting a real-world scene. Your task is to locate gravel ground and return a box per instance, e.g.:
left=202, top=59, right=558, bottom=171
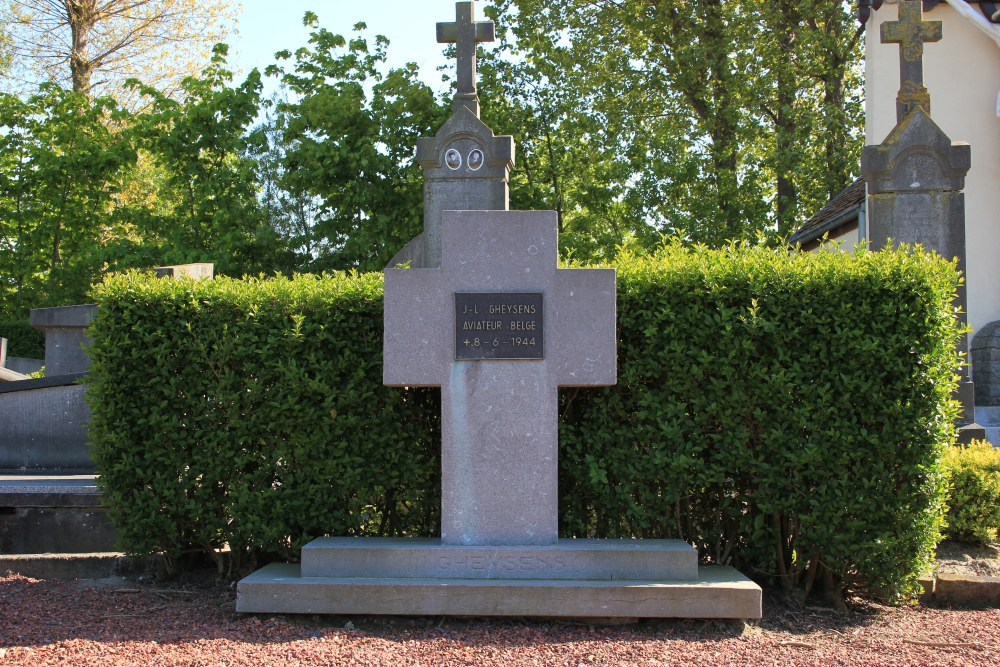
left=2, top=574, right=999, bottom=666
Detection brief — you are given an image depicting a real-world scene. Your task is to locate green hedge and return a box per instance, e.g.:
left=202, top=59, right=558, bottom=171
left=942, top=441, right=1000, bottom=545
left=561, top=244, right=960, bottom=604
left=87, top=272, right=440, bottom=575
left=87, top=244, right=962, bottom=601
left=0, top=320, right=44, bottom=359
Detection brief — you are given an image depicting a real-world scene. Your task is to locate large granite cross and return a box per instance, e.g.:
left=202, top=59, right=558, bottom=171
left=438, top=1, right=496, bottom=116
left=881, top=0, right=942, bottom=120
left=384, top=210, right=616, bottom=546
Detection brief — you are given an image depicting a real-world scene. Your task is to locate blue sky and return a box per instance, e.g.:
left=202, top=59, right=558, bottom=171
left=229, top=1, right=474, bottom=93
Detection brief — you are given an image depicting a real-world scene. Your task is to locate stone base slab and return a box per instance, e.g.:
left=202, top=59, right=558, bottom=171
left=0, top=474, right=102, bottom=506
left=932, top=573, right=1000, bottom=608
left=237, top=563, right=761, bottom=619
left=0, top=553, right=127, bottom=579
left=0, top=506, right=118, bottom=554
left=301, top=537, right=698, bottom=580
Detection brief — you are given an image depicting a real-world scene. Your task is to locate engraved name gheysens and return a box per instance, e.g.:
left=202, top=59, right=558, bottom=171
left=436, top=554, right=569, bottom=572
left=455, top=292, right=543, bottom=360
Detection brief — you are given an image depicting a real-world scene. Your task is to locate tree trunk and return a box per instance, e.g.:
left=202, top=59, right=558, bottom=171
left=65, top=0, right=96, bottom=95
left=703, top=0, right=742, bottom=242
left=773, top=3, right=800, bottom=236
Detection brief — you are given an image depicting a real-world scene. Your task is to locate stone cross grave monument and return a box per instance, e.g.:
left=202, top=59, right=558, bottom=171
left=238, top=1, right=761, bottom=618
left=861, top=0, right=984, bottom=441
left=384, top=210, right=616, bottom=547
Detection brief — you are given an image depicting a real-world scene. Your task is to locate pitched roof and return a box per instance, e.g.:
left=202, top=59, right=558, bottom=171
left=789, top=177, right=866, bottom=247
left=931, top=0, right=1000, bottom=23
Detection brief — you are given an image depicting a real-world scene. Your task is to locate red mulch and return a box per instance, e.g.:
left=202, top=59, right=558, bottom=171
left=2, top=574, right=998, bottom=666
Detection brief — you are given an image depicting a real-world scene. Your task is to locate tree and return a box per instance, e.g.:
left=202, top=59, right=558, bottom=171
left=0, top=84, right=137, bottom=318
left=255, top=89, right=328, bottom=270
left=478, top=53, right=654, bottom=263
left=265, top=13, right=449, bottom=272
left=746, top=0, right=864, bottom=234
left=0, top=21, right=11, bottom=78
left=126, top=44, right=288, bottom=276
left=489, top=0, right=864, bottom=245
left=1, top=0, right=236, bottom=106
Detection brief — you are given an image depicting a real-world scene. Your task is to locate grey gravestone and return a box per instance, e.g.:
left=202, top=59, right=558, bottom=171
left=972, top=322, right=1000, bottom=407
left=1, top=304, right=97, bottom=470
left=1, top=303, right=113, bottom=555
left=388, top=1, right=513, bottom=270
left=237, top=1, right=761, bottom=618
left=861, top=0, right=983, bottom=441
left=239, top=210, right=762, bottom=618
left=0, top=376, right=91, bottom=471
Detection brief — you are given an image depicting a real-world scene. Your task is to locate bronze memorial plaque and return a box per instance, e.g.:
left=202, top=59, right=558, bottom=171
left=455, top=292, right=543, bottom=360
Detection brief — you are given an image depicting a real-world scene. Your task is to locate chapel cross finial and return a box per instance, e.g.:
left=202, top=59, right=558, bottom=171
left=881, top=0, right=942, bottom=121
left=437, top=1, right=496, bottom=117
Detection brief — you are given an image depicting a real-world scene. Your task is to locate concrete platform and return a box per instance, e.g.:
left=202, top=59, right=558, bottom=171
left=239, top=538, right=762, bottom=619
left=301, top=537, right=698, bottom=580
left=932, top=573, right=1000, bottom=608
left=0, top=474, right=101, bottom=506
left=0, top=475, right=117, bottom=554
left=237, top=562, right=762, bottom=618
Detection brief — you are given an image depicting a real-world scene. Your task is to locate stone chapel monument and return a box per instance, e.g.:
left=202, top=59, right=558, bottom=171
left=861, top=0, right=984, bottom=441
left=238, top=1, right=760, bottom=618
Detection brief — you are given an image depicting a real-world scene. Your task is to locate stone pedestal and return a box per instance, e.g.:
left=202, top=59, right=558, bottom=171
left=0, top=475, right=117, bottom=554
left=237, top=538, right=761, bottom=618
left=29, top=304, right=97, bottom=376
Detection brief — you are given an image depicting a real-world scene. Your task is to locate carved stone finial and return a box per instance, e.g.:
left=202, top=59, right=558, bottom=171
left=881, top=0, right=942, bottom=120
left=437, top=2, right=496, bottom=117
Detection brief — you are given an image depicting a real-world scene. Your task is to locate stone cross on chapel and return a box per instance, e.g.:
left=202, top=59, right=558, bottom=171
left=437, top=0, right=496, bottom=116
left=881, top=0, right=942, bottom=121
left=384, top=211, right=616, bottom=546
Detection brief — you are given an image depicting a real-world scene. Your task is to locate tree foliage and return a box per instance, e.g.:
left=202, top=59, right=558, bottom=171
left=478, top=55, right=653, bottom=263
left=0, top=20, right=11, bottom=78
left=0, top=84, right=136, bottom=316
left=0, top=46, right=288, bottom=319
left=263, top=14, right=448, bottom=272
left=1, top=0, right=237, bottom=107
left=487, top=0, right=864, bottom=249
left=126, top=45, right=287, bottom=276
left=0, top=5, right=868, bottom=316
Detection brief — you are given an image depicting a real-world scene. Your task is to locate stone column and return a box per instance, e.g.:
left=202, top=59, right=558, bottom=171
left=29, top=304, right=98, bottom=376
